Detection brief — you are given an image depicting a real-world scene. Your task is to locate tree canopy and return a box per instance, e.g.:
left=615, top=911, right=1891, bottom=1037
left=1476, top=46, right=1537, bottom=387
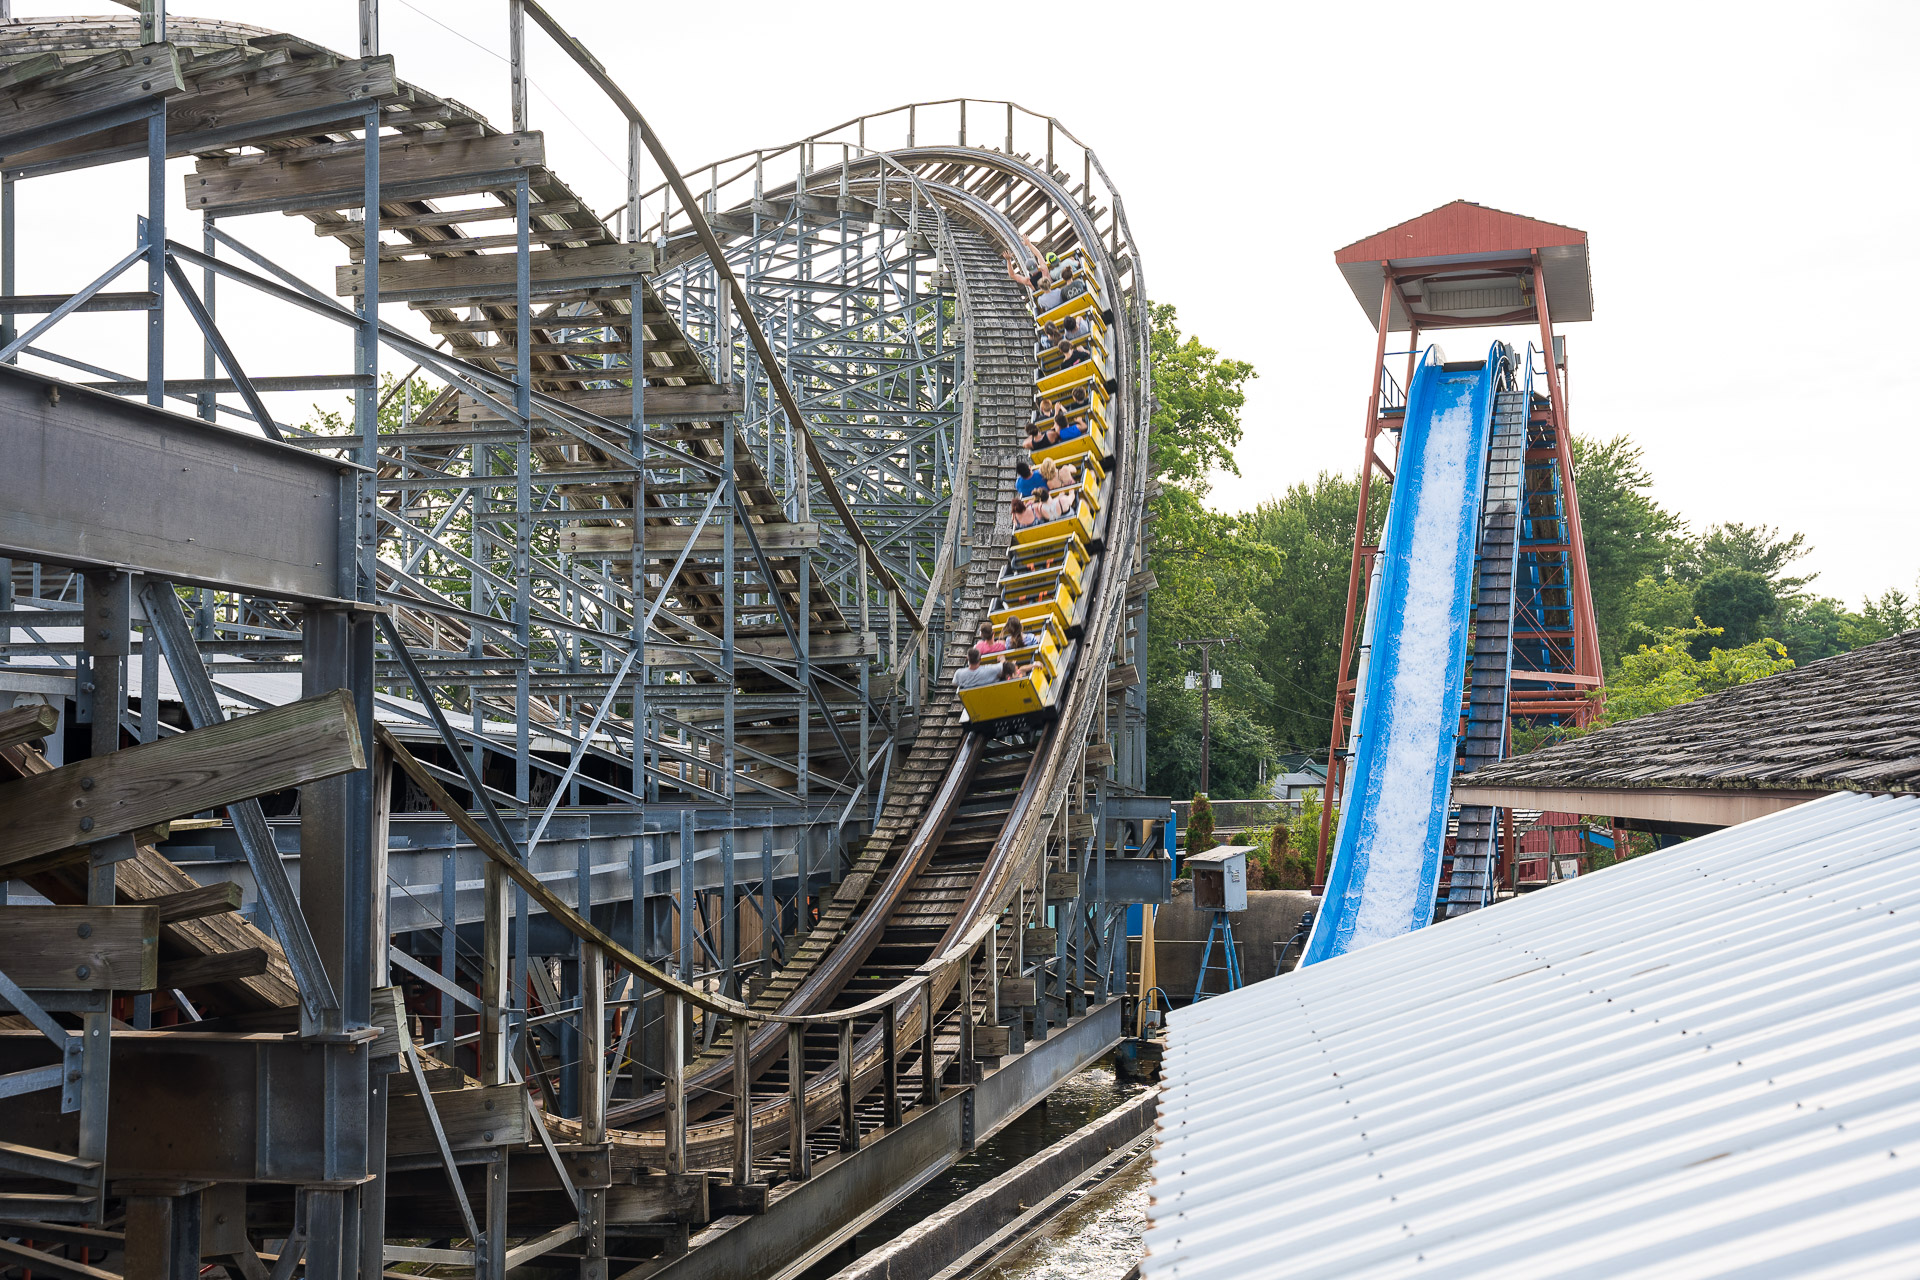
left=1600, top=622, right=1795, bottom=724
left=1142, top=305, right=1274, bottom=798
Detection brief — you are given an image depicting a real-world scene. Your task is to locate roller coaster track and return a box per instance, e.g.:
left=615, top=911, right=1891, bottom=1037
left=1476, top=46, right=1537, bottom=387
left=0, top=11, right=1152, bottom=1273
left=600, top=149, right=1152, bottom=1169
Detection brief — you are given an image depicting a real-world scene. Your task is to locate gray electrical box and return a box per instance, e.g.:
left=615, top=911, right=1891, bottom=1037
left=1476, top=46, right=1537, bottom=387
left=1188, top=845, right=1251, bottom=913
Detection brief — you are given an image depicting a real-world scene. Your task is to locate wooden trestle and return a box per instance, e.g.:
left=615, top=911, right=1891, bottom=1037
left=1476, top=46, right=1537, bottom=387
left=0, top=11, right=1157, bottom=1278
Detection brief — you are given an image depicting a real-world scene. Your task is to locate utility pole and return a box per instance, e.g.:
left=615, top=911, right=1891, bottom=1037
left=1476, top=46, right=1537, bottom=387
left=1177, top=636, right=1234, bottom=794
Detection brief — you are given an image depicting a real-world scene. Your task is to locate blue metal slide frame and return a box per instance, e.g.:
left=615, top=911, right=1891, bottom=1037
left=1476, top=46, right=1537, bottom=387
left=1302, top=345, right=1501, bottom=965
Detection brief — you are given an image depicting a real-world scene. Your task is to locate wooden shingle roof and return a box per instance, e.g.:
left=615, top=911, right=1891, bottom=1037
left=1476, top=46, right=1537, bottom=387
left=1469, top=631, right=1920, bottom=796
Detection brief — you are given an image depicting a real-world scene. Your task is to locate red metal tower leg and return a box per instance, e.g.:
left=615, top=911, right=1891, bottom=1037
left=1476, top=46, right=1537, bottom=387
left=1531, top=255, right=1604, bottom=722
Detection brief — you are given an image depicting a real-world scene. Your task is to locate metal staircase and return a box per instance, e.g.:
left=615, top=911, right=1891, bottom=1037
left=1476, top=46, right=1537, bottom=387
left=1445, top=379, right=1526, bottom=916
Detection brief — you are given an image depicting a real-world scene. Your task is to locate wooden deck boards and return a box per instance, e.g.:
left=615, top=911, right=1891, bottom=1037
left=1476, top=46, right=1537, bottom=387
left=1469, top=631, right=1920, bottom=795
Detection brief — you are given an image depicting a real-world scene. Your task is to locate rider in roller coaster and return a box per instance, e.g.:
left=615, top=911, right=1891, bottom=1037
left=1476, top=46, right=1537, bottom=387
left=957, top=240, right=1097, bottom=701
left=1026, top=401, right=1087, bottom=452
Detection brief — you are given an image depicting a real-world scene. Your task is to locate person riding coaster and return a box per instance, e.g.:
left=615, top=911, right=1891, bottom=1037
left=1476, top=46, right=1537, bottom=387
left=1010, top=488, right=1080, bottom=534
left=952, top=642, right=1032, bottom=690
left=1038, top=456, right=1078, bottom=491
left=1005, top=251, right=1048, bottom=293
left=1037, top=314, right=1098, bottom=365
left=1044, top=329, right=1092, bottom=371
left=1026, top=413, right=1087, bottom=453
left=1004, top=234, right=1066, bottom=294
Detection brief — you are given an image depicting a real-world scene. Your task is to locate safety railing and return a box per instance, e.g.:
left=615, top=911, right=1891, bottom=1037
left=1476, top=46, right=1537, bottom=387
left=620, top=98, right=1134, bottom=271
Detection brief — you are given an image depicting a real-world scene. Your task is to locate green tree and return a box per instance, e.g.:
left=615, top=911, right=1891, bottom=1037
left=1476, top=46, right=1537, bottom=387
left=1689, top=567, right=1778, bottom=652
left=1625, top=573, right=1696, bottom=643
left=1773, top=596, right=1855, bottom=663
left=1601, top=621, right=1794, bottom=723
left=1240, top=472, right=1385, bottom=760
left=1289, top=788, right=1337, bottom=867
left=1147, top=302, right=1255, bottom=497
left=1570, top=435, right=1684, bottom=672
left=1143, top=305, right=1274, bottom=798
left=1858, top=589, right=1915, bottom=640
left=1682, top=522, right=1815, bottom=594
left=1148, top=688, right=1274, bottom=799
left=306, top=371, right=441, bottom=436
left=1185, top=793, right=1216, bottom=856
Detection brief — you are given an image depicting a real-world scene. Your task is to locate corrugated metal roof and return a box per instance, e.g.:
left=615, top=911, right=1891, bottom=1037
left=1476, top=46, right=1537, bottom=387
left=1145, top=791, right=1920, bottom=1278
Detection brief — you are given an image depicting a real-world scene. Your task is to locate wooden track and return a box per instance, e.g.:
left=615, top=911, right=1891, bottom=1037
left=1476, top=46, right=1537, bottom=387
left=599, top=225, right=1035, bottom=1152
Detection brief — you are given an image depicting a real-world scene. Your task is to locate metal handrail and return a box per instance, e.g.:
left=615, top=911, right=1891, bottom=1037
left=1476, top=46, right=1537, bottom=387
left=612, top=100, right=1134, bottom=304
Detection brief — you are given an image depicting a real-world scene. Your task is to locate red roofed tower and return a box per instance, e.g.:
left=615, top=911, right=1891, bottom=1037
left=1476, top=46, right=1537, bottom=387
left=1315, top=202, right=1604, bottom=889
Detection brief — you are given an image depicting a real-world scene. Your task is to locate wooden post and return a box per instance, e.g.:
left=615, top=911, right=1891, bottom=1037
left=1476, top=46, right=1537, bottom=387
left=579, top=943, right=608, bottom=1279
left=786, top=1022, right=810, bottom=1180
left=480, top=861, right=509, bottom=1087
left=79, top=569, right=130, bottom=1225
left=919, top=982, right=938, bottom=1108
left=579, top=945, right=607, bottom=1141
left=731, top=1016, right=753, bottom=1186
left=987, top=921, right=1000, bottom=1026
left=837, top=1019, right=858, bottom=1152
left=881, top=1010, right=901, bottom=1128
left=663, top=989, right=686, bottom=1175
left=958, top=952, right=975, bottom=1082
left=478, top=847, right=510, bottom=1280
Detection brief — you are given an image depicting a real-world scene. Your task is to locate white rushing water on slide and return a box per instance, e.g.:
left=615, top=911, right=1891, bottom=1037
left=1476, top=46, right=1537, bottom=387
left=1346, top=380, right=1476, bottom=950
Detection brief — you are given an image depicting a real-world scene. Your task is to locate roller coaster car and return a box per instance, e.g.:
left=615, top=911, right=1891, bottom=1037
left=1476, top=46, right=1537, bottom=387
left=1013, top=469, right=1102, bottom=553
left=1030, top=428, right=1110, bottom=485
left=1033, top=351, right=1119, bottom=403
left=1035, top=311, right=1108, bottom=367
left=1036, top=268, right=1112, bottom=330
left=1032, top=378, right=1109, bottom=438
left=1035, top=341, right=1112, bottom=400
left=1032, top=414, right=1114, bottom=472
left=1031, top=388, right=1107, bottom=439
left=1005, top=526, right=1088, bottom=575
left=990, top=553, right=1089, bottom=641
left=1035, top=307, right=1104, bottom=352
left=1002, top=527, right=1089, bottom=594
left=957, top=638, right=1061, bottom=729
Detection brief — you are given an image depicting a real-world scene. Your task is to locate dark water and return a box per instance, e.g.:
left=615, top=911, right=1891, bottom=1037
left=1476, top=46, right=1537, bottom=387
left=800, top=1065, right=1146, bottom=1278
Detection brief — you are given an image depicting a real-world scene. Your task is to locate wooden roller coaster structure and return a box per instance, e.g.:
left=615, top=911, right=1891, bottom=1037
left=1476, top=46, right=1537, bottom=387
left=0, top=4, right=1162, bottom=1278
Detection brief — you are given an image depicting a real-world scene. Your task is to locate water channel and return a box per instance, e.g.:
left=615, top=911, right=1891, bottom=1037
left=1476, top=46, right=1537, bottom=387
left=800, top=1066, right=1150, bottom=1279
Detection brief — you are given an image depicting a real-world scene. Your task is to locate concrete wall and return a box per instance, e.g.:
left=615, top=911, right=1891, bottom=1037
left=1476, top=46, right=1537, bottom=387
left=1141, top=882, right=1317, bottom=1006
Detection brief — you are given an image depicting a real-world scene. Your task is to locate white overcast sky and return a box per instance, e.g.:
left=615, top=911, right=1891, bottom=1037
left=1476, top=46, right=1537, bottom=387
left=11, top=1, right=1916, bottom=604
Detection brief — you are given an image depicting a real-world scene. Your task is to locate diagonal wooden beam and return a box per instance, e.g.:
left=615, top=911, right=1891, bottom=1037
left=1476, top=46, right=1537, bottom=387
left=0, top=690, right=364, bottom=870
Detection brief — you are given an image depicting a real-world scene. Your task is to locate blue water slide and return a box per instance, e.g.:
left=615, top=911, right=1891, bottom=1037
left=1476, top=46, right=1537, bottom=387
left=1301, top=347, right=1500, bottom=965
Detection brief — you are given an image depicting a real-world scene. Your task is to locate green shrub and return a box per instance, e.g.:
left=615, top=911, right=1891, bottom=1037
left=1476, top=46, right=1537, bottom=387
left=1186, top=792, right=1216, bottom=857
